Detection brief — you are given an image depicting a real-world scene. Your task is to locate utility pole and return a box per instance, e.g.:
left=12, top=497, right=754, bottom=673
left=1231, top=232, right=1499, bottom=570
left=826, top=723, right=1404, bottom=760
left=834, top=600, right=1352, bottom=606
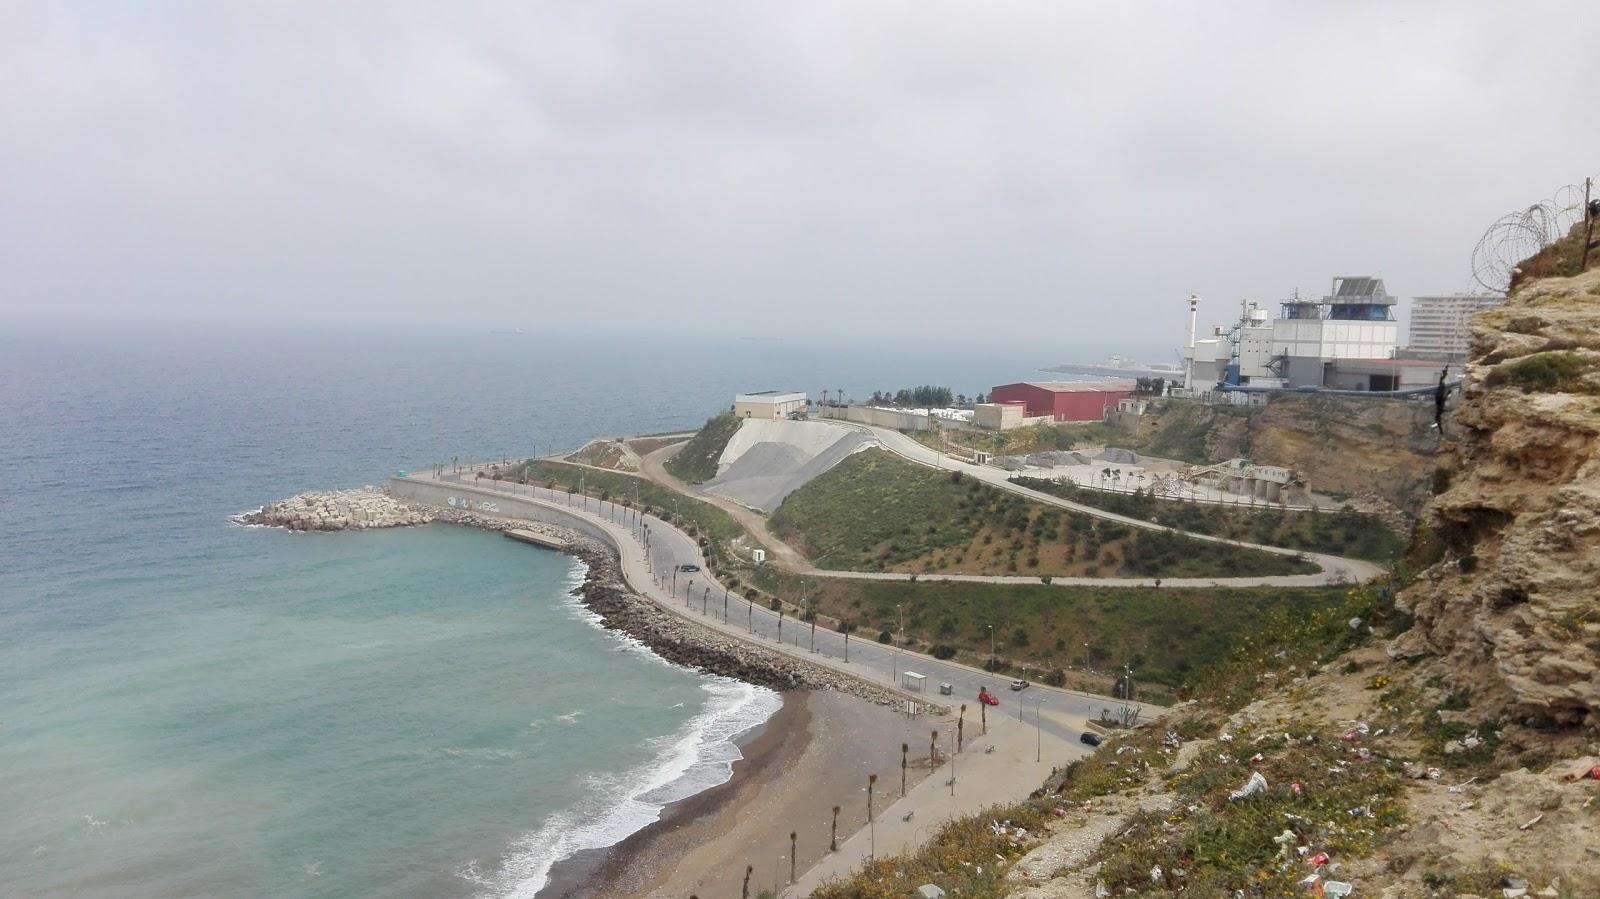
left=1583, top=177, right=1595, bottom=272
left=1035, top=696, right=1045, bottom=762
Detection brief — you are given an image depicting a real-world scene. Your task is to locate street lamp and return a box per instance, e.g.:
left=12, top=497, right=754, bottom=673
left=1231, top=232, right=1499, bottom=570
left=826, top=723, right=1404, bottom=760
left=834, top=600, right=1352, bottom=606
left=987, top=625, right=995, bottom=672
left=1033, top=696, right=1046, bottom=762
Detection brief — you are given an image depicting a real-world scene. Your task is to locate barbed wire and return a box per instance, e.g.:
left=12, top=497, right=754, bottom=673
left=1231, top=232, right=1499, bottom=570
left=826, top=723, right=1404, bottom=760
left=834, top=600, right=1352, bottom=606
left=1470, top=175, right=1596, bottom=293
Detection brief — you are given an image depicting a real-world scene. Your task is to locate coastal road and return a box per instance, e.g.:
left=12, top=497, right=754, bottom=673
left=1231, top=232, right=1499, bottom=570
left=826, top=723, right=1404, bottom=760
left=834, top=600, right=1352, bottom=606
left=407, top=470, right=1151, bottom=749
left=833, top=420, right=1385, bottom=586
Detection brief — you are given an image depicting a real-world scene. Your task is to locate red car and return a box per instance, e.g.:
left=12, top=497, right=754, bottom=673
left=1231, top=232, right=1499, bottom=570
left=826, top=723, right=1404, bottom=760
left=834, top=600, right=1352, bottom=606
left=977, top=688, right=1000, bottom=706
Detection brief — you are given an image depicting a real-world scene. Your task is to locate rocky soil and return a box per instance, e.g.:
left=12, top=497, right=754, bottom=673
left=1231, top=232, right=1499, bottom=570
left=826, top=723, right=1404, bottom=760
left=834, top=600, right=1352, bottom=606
left=1131, top=393, right=1438, bottom=521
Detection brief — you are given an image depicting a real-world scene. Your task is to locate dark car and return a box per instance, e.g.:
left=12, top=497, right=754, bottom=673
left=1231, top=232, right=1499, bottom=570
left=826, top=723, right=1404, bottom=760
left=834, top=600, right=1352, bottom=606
left=1080, top=732, right=1102, bottom=747
left=676, top=563, right=702, bottom=573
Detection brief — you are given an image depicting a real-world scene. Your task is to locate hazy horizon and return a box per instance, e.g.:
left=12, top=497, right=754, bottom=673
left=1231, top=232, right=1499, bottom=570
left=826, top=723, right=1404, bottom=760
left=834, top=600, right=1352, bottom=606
left=5, top=2, right=1598, bottom=344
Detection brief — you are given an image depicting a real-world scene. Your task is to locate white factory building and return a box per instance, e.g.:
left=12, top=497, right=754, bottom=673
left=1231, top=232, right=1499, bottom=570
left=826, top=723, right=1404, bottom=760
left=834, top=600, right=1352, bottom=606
left=1183, top=276, right=1401, bottom=391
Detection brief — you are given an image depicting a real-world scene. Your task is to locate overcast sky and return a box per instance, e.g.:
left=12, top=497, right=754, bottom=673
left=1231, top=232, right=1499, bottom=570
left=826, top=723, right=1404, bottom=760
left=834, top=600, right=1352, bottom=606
left=4, top=2, right=1597, bottom=348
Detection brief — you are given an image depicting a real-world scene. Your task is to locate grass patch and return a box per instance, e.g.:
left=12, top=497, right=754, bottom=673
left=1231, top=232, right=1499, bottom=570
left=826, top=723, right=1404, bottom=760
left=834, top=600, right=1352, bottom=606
left=1485, top=350, right=1599, bottom=394
left=1013, top=477, right=1403, bottom=563
left=746, top=563, right=1346, bottom=691
left=770, top=449, right=1314, bottom=579
left=809, top=801, right=1052, bottom=899
left=663, top=413, right=741, bottom=483
left=1091, top=727, right=1404, bottom=896
left=501, top=459, right=750, bottom=571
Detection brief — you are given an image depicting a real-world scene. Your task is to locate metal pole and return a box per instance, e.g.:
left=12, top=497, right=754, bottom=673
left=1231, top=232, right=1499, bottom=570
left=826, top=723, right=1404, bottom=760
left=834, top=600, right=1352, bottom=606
left=1035, top=697, right=1044, bottom=762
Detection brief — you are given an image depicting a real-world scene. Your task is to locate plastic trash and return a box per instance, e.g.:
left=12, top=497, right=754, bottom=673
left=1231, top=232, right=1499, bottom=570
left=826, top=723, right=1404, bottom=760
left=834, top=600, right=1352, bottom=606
left=1150, top=865, right=1163, bottom=883
left=1291, top=780, right=1303, bottom=795
left=917, top=886, right=946, bottom=899
left=1229, top=771, right=1268, bottom=801
left=1307, top=851, right=1330, bottom=867
left=1299, top=873, right=1322, bottom=892
left=1323, top=881, right=1354, bottom=897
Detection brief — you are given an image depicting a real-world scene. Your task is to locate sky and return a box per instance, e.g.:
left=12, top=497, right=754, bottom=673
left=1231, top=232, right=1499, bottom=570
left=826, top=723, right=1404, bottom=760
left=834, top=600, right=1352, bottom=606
left=4, top=1, right=1598, bottom=349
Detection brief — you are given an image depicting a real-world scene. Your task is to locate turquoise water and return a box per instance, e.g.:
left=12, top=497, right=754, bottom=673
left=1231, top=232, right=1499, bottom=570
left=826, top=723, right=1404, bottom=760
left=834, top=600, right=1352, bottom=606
left=0, top=326, right=1090, bottom=896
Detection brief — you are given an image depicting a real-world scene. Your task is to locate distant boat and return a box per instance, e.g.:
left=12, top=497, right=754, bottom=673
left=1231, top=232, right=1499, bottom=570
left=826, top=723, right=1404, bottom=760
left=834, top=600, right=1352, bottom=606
left=1045, top=355, right=1182, bottom=380
left=490, top=328, right=527, bottom=335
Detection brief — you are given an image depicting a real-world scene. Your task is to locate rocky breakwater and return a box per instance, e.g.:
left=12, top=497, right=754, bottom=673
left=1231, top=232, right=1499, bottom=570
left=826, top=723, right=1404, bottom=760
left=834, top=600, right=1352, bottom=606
left=243, top=487, right=434, bottom=531
left=570, top=541, right=910, bottom=707
left=1397, top=263, right=1600, bottom=729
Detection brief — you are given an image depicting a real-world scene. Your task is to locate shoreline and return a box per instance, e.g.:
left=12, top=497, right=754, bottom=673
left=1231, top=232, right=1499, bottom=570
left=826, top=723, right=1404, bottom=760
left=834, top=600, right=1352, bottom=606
left=242, top=491, right=937, bottom=896
left=543, top=689, right=938, bottom=899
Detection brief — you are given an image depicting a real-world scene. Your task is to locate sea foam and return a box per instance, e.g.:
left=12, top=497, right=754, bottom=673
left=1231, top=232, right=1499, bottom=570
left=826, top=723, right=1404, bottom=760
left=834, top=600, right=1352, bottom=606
left=470, top=677, right=782, bottom=898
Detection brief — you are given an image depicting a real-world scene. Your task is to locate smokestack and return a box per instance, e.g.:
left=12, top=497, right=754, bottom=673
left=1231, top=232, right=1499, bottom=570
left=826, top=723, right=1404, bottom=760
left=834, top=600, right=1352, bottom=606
left=1185, top=294, right=1200, bottom=389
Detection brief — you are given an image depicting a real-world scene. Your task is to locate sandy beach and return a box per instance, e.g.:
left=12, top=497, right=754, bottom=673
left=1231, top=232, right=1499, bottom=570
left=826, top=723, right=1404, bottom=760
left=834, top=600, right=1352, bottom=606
left=543, top=690, right=939, bottom=899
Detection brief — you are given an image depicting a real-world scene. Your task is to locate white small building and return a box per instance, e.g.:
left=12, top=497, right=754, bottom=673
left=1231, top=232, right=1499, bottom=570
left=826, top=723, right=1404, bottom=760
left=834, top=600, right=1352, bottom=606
left=733, top=390, right=808, bottom=420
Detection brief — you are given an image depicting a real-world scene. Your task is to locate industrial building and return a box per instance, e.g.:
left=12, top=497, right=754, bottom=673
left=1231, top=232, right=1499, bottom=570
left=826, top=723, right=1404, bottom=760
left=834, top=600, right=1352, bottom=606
left=973, top=401, right=1027, bottom=430
left=1183, top=277, right=1402, bottom=391
left=1405, top=293, right=1504, bottom=361
left=733, top=390, right=807, bottom=419
left=986, top=382, right=1134, bottom=422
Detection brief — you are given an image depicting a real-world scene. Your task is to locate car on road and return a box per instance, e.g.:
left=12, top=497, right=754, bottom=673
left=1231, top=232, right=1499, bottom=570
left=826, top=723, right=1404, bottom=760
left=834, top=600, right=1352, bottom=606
left=1009, top=679, right=1030, bottom=691
left=1079, top=732, right=1101, bottom=747
left=676, top=563, right=701, bottom=573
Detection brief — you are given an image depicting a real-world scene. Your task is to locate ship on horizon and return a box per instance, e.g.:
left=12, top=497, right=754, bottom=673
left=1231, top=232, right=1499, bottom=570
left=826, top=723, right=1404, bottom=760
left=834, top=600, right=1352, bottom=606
left=1043, top=354, right=1183, bottom=380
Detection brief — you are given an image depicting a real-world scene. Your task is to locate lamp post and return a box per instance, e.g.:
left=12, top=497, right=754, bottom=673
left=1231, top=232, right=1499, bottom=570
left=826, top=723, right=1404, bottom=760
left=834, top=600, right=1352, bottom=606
left=1034, top=696, right=1046, bottom=762
left=987, top=624, right=995, bottom=672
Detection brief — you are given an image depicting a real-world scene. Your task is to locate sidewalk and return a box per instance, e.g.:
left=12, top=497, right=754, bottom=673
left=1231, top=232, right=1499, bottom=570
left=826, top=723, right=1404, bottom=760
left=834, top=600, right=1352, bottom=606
left=786, top=709, right=1065, bottom=897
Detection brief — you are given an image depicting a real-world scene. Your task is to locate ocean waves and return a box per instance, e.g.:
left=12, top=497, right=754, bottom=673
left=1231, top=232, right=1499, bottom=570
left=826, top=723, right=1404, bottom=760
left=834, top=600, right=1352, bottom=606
left=468, top=678, right=782, bottom=898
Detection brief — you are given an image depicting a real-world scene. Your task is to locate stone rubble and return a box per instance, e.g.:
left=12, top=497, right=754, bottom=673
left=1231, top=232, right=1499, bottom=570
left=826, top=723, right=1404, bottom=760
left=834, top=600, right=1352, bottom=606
left=243, top=486, right=432, bottom=531
left=568, top=539, right=911, bottom=706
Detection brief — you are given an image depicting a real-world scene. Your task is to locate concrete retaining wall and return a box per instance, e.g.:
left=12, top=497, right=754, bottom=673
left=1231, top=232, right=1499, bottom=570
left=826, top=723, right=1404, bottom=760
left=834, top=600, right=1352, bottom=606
left=820, top=405, right=933, bottom=431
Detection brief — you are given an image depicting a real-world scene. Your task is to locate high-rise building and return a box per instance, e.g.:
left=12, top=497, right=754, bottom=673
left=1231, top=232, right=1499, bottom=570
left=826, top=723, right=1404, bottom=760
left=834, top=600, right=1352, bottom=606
left=1407, top=293, right=1504, bottom=361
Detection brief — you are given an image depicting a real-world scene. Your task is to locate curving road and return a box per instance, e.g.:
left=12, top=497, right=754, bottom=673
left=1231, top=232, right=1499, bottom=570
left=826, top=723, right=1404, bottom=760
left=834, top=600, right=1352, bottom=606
left=636, top=425, right=1382, bottom=588
left=828, top=421, right=1385, bottom=586
left=404, top=469, right=1150, bottom=749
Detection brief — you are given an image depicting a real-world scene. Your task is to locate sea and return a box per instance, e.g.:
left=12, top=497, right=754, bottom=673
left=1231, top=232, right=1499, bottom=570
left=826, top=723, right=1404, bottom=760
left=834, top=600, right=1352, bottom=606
left=0, top=325, right=1111, bottom=898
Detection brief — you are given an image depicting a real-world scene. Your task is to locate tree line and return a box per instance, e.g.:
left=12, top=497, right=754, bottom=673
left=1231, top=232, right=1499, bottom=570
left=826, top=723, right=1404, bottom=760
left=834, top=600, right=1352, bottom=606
left=870, top=386, right=985, bottom=408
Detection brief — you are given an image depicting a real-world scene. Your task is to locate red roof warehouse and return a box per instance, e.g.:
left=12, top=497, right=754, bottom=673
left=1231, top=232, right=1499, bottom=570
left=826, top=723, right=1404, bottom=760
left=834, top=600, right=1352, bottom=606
left=987, top=381, right=1134, bottom=422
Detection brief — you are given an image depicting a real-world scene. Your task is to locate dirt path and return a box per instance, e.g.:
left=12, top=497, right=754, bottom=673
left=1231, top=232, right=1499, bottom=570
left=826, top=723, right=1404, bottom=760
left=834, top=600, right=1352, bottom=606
left=637, top=442, right=816, bottom=571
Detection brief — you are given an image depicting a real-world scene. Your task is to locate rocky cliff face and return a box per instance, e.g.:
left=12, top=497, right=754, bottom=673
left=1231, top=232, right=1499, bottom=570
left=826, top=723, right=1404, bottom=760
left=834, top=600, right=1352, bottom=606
left=1398, top=265, right=1600, bottom=729
left=1133, top=393, right=1438, bottom=516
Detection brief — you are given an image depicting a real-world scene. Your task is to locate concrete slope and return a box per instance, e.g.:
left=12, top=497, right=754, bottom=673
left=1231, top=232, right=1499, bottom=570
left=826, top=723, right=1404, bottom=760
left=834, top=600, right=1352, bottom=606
left=703, top=419, right=877, bottom=513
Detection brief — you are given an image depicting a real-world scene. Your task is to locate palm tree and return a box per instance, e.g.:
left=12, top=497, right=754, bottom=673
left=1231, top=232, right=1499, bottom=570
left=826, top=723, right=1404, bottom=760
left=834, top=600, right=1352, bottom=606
left=830, top=806, right=840, bottom=851
left=900, top=742, right=909, bottom=797
left=929, top=730, right=938, bottom=766
left=742, top=864, right=753, bottom=899
left=981, top=696, right=987, bottom=735
left=789, top=831, right=797, bottom=884
left=958, top=704, right=966, bottom=752
left=867, top=774, right=877, bottom=822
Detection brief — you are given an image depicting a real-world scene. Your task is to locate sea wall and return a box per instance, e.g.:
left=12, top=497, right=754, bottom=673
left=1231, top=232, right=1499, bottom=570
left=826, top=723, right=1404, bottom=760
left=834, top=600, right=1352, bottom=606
left=387, top=477, right=615, bottom=544
left=389, top=477, right=909, bottom=706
